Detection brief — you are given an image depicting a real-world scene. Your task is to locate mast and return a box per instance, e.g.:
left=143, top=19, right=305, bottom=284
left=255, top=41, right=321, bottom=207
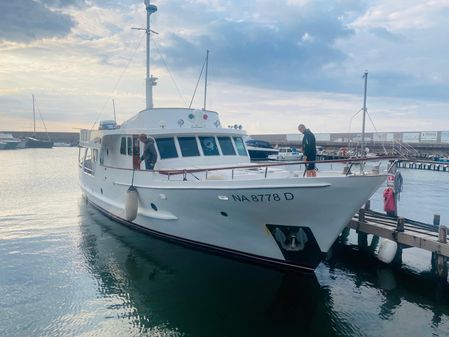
left=203, top=49, right=209, bottom=110
left=361, top=71, right=368, bottom=157
left=144, top=0, right=157, bottom=110
left=32, top=94, right=36, bottom=136
left=112, top=99, right=117, bottom=123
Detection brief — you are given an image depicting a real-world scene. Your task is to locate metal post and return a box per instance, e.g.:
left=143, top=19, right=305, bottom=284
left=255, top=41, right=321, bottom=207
left=144, top=1, right=157, bottom=110
left=112, top=99, right=117, bottom=123
left=203, top=49, right=209, bottom=110
left=32, top=94, right=36, bottom=136
left=361, top=71, right=368, bottom=158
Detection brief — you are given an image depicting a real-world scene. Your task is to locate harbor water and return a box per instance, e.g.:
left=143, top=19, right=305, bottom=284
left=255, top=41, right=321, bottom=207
left=1, top=148, right=449, bottom=337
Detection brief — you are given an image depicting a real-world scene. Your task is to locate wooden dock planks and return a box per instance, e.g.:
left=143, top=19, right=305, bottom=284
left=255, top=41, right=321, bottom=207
left=348, top=210, right=449, bottom=258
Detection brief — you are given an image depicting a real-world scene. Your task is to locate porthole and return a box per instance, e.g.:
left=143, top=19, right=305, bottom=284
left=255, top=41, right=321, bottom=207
left=100, top=188, right=103, bottom=194
left=151, top=203, right=158, bottom=211
left=220, top=211, right=228, bottom=217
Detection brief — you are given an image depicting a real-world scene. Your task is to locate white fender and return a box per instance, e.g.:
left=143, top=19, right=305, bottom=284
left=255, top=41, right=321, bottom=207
left=377, top=238, right=398, bottom=264
left=125, top=186, right=138, bottom=221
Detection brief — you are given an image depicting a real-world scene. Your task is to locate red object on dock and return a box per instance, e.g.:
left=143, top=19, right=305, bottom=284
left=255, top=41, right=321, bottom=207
left=383, top=187, right=396, bottom=214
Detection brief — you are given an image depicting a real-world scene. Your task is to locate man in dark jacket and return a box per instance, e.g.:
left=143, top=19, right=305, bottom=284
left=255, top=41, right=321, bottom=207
left=138, top=134, right=157, bottom=170
left=298, top=124, right=317, bottom=177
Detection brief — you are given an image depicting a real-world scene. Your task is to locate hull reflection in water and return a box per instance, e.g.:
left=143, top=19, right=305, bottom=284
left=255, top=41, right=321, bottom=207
left=79, top=201, right=342, bottom=336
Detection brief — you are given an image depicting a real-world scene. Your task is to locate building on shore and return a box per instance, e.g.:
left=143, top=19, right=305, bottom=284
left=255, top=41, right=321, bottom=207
left=251, top=131, right=449, bottom=156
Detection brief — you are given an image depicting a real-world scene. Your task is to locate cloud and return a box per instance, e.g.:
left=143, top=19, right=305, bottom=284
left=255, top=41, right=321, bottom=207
left=0, top=1, right=77, bottom=43
left=1, top=0, right=449, bottom=133
left=152, top=0, right=360, bottom=92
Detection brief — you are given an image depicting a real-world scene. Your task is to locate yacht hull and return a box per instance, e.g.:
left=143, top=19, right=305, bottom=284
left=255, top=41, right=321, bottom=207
left=80, top=169, right=385, bottom=271
left=25, top=137, right=54, bottom=148
left=246, top=146, right=279, bottom=161
left=0, top=142, right=18, bottom=150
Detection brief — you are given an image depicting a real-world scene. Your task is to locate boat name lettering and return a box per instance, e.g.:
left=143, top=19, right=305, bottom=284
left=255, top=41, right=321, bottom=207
left=231, top=193, right=294, bottom=202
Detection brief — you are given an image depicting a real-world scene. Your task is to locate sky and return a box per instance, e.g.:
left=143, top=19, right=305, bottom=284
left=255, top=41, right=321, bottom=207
left=0, top=0, right=449, bottom=134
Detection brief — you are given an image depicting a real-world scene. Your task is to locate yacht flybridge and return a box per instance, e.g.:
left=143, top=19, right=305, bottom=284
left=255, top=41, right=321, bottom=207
left=79, top=2, right=387, bottom=271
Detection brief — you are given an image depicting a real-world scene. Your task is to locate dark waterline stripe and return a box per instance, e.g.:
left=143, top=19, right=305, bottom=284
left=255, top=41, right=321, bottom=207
left=85, top=196, right=318, bottom=275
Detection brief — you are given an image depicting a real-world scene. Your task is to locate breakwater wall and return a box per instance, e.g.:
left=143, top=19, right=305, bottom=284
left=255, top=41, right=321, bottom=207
left=7, top=131, right=79, bottom=145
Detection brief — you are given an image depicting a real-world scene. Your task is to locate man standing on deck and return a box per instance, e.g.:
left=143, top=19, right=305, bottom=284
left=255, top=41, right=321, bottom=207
left=138, top=134, right=157, bottom=170
left=298, top=124, right=317, bottom=177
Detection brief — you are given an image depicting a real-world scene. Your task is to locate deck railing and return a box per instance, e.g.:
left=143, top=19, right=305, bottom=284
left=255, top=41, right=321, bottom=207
left=156, top=156, right=398, bottom=181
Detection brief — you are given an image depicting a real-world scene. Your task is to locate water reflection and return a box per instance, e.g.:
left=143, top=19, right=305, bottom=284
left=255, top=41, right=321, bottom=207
left=3, top=149, right=449, bottom=337
left=79, top=201, right=449, bottom=336
left=78, top=201, right=342, bottom=336
left=324, top=244, right=449, bottom=335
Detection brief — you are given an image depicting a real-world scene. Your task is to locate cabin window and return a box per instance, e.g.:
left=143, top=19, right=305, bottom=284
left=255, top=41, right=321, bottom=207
left=99, top=147, right=104, bottom=165
left=233, top=137, right=247, bottom=156
left=78, top=147, right=83, bottom=168
left=133, top=138, right=140, bottom=155
left=127, top=137, right=133, bottom=156
left=217, top=137, right=236, bottom=155
left=199, top=136, right=219, bottom=156
left=156, top=137, right=178, bottom=159
left=83, top=148, right=94, bottom=175
left=247, top=140, right=272, bottom=149
left=120, top=137, right=126, bottom=155
left=178, top=136, right=200, bottom=157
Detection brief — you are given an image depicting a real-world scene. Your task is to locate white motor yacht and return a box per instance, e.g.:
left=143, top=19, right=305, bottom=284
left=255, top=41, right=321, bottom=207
left=245, top=138, right=279, bottom=161
left=268, top=146, right=303, bottom=161
left=79, top=2, right=387, bottom=271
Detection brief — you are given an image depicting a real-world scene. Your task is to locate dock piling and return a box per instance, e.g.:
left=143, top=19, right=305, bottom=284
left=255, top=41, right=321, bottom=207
left=433, top=214, right=440, bottom=227
left=437, top=225, right=448, bottom=280
left=365, top=200, right=371, bottom=211
left=431, top=214, right=441, bottom=269
left=392, top=217, right=405, bottom=265
left=396, top=217, right=405, bottom=233
left=357, top=208, right=368, bottom=251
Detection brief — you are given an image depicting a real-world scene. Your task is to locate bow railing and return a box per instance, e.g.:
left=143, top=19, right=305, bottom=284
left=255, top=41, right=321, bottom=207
left=156, top=156, right=398, bottom=181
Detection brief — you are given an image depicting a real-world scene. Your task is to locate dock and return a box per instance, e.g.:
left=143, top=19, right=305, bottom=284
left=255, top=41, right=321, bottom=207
left=345, top=203, right=448, bottom=281
left=397, top=160, right=449, bottom=172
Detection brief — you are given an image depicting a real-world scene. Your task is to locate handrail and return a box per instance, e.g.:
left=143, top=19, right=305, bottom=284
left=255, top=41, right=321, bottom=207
left=387, top=159, right=399, bottom=174
left=157, top=156, right=397, bottom=176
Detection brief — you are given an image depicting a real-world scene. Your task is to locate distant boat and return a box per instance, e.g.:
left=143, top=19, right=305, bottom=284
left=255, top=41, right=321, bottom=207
left=432, top=156, right=449, bottom=163
left=268, top=146, right=303, bottom=161
left=245, top=138, right=279, bottom=160
left=0, top=133, right=22, bottom=150
left=53, top=142, right=72, bottom=147
left=25, top=95, right=53, bottom=148
left=26, top=137, right=53, bottom=148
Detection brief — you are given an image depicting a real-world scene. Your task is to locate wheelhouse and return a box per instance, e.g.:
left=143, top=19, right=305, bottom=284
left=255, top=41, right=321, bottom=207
left=78, top=107, right=250, bottom=174
left=79, top=131, right=250, bottom=173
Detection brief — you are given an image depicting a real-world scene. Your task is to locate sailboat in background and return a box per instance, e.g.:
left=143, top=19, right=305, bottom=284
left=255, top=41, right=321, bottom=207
left=25, top=95, right=54, bottom=148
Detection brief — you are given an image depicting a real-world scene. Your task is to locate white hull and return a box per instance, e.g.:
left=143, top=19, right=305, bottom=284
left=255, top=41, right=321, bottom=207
left=80, top=167, right=385, bottom=270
